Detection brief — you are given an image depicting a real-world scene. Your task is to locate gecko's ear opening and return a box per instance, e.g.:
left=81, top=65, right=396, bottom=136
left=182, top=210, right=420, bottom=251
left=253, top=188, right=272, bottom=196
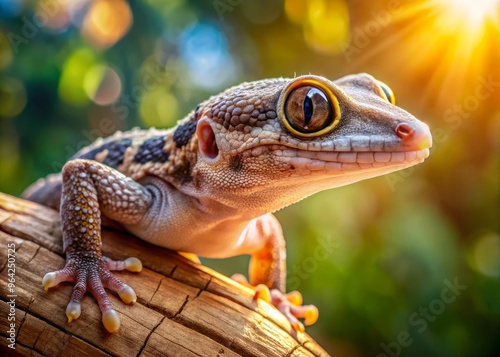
left=197, top=118, right=219, bottom=161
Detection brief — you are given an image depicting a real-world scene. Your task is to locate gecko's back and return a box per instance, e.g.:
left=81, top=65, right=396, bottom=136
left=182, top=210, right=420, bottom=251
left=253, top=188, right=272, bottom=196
left=23, top=126, right=177, bottom=210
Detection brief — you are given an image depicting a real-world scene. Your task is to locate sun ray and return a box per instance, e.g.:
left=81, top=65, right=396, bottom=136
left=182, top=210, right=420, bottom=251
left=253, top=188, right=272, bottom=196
left=346, top=0, right=500, bottom=108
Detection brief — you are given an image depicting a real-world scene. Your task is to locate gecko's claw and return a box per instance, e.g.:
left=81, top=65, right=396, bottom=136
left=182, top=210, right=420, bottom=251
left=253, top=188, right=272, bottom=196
left=124, top=257, right=142, bottom=272
left=117, top=285, right=137, bottom=304
left=102, top=308, right=120, bottom=333
left=44, top=255, right=141, bottom=332
left=303, top=305, right=319, bottom=326
left=42, top=272, right=58, bottom=291
left=66, top=301, right=81, bottom=322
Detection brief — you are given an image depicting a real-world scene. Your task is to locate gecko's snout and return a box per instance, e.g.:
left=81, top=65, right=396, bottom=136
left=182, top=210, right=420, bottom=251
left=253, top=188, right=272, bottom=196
left=396, top=121, right=433, bottom=150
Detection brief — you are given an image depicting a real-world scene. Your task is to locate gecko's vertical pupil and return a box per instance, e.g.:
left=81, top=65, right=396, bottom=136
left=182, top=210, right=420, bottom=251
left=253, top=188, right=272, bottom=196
left=303, top=95, right=313, bottom=125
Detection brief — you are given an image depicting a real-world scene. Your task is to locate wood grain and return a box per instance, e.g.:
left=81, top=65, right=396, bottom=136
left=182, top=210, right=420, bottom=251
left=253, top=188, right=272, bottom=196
left=0, top=192, right=329, bottom=356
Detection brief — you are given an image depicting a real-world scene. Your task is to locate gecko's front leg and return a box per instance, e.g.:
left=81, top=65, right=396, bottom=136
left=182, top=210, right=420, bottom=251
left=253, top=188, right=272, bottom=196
left=232, top=214, right=319, bottom=332
left=43, top=159, right=151, bottom=332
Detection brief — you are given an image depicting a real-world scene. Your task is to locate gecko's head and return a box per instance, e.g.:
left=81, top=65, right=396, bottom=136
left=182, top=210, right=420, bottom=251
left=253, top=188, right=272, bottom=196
left=194, top=74, right=432, bottom=212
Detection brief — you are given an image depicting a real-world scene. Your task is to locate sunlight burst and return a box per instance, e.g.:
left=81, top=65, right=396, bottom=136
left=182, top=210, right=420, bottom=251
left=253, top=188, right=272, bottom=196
left=432, top=0, right=500, bottom=32
left=419, top=0, right=500, bottom=104
left=348, top=0, right=500, bottom=108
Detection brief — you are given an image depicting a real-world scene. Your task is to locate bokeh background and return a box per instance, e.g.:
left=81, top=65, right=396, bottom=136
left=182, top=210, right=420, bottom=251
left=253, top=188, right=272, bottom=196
left=0, top=0, right=499, bottom=355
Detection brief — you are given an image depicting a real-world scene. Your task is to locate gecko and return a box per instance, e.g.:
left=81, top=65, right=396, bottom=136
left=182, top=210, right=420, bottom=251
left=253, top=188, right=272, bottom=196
left=23, top=73, right=432, bottom=334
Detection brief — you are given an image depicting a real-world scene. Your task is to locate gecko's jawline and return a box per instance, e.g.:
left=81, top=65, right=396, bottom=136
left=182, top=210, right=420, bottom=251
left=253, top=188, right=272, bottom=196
left=282, top=148, right=430, bottom=174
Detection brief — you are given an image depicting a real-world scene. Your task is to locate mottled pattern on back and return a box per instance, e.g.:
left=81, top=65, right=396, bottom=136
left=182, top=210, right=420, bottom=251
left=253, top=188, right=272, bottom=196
left=133, top=136, right=170, bottom=164
left=173, top=118, right=197, bottom=147
left=75, top=138, right=132, bottom=169
left=70, top=124, right=198, bottom=188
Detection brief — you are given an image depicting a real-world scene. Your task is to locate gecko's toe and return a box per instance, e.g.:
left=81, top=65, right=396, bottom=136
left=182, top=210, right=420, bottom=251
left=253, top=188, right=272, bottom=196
left=270, top=289, right=319, bottom=332
left=101, top=269, right=138, bottom=305
left=231, top=274, right=272, bottom=303
left=303, top=305, right=319, bottom=326
left=103, top=256, right=143, bottom=272
left=102, top=309, right=120, bottom=332
left=231, top=274, right=317, bottom=331
left=289, top=303, right=319, bottom=326
left=285, top=290, right=303, bottom=306
left=118, top=285, right=137, bottom=304
left=124, top=257, right=142, bottom=272
left=281, top=290, right=318, bottom=325
left=42, top=272, right=58, bottom=291
left=43, top=255, right=140, bottom=333
left=66, top=301, right=81, bottom=322
left=43, top=265, right=76, bottom=291
left=290, top=318, right=305, bottom=333
left=231, top=273, right=248, bottom=285
left=253, top=284, right=272, bottom=303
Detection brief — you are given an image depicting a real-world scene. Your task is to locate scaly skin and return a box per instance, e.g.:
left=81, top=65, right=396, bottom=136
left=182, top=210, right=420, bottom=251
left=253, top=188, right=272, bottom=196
left=23, top=73, right=432, bottom=333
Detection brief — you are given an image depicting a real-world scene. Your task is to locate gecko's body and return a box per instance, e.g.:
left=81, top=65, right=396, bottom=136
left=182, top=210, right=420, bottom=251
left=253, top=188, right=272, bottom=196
left=24, top=74, right=432, bottom=333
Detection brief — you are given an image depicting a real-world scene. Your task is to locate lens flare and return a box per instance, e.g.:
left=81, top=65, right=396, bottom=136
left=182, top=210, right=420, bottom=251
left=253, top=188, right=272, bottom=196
left=413, top=0, right=500, bottom=105
left=344, top=0, right=500, bottom=108
left=433, top=0, right=500, bottom=30
left=81, top=0, right=132, bottom=49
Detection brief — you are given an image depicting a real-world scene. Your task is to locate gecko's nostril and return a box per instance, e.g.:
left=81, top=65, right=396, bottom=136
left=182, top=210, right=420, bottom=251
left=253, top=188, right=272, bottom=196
left=395, top=121, right=433, bottom=150
left=395, top=123, right=415, bottom=140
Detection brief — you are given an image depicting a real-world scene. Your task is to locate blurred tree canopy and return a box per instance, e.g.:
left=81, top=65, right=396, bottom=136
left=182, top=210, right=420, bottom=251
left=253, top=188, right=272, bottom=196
left=0, top=0, right=499, bottom=355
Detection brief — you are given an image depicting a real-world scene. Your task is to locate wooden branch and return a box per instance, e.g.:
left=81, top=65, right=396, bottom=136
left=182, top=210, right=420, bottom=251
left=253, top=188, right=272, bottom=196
left=0, top=192, right=329, bottom=356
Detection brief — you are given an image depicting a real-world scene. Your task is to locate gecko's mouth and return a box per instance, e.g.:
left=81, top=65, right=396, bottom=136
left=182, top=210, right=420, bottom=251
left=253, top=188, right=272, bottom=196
left=282, top=147, right=430, bottom=172
left=264, top=147, right=431, bottom=194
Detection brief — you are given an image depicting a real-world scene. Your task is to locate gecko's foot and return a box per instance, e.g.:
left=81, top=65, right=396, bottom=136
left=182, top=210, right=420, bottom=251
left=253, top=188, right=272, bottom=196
left=232, top=274, right=318, bottom=332
left=268, top=289, right=319, bottom=332
left=43, top=255, right=142, bottom=332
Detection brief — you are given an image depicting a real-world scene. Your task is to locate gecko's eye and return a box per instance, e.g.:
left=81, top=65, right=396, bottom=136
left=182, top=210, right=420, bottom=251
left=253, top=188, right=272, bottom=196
left=377, top=81, right=396, bottom=105
left=285, top=86, right=331, bottom=133
left=281, top=80, right=341, bottom=137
